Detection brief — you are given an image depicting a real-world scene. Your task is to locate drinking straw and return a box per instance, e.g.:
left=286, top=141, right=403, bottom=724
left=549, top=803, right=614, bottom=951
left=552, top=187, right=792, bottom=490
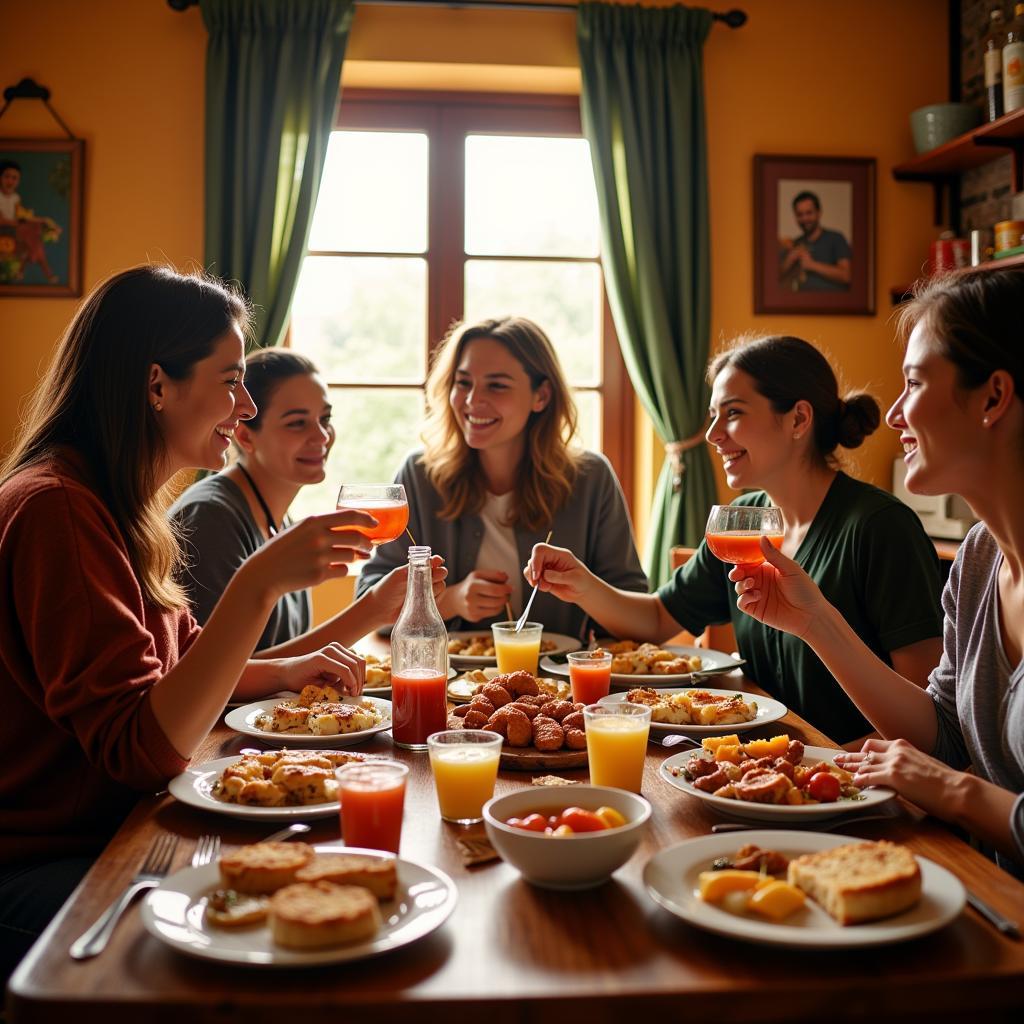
left=505, top=601, right=514, bottom=623
left=406, top=527, right=418, bottom=546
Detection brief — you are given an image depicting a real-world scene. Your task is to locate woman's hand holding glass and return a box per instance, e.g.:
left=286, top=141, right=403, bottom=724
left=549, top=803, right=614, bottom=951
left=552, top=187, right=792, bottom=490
left=729, top=538, right=824, bottom=640
left=277, top=641, right=366, bottom=697
left=242, top=508, right=376, bottom=600
left=523, top=543, right=594, bottom=604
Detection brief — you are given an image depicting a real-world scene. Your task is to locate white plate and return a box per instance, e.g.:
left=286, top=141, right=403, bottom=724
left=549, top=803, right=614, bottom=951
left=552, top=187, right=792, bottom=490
left=540, top=644, right=745, bottom=688
left=225, top=695, right=392, bottom=748
left=643, top=830, right=964, bottom=948
left=141, top=843, right=458, bottom=966
left=449, top=630, right=581, bottom=668
left=446, top=666, right=572, bottom=704
left=597, top=688, right=788, bottom=735
left=660, top=745, right=896, bottom=822
left=168, top=755, right=341, bottom=821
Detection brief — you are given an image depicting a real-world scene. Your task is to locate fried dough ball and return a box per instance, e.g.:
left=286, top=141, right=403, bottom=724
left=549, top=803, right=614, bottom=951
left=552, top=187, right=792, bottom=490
left=538, top=699, right=575, bottom=722
left=532, top=714, right=565, bottom=751
left=480, top=682, right=513, bottom=708
left=562, top=710, right=584, bottom=732
left=463, top=709, right=491, bottom=730
left=563, top=723, right=587, bottom=750
left=486, top=705, right=532, bottom=746
left=493, top=670, right=540, bottom=697
left=512, top=693, right=549, bottom=708
left=507, top=700, right=540, bottom=720
left=451, top=703, right=472, bottom=718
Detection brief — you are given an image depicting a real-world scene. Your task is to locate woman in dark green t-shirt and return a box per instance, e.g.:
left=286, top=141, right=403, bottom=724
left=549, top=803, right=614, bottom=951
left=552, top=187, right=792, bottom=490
left=525, top=335, right=944, bottom=745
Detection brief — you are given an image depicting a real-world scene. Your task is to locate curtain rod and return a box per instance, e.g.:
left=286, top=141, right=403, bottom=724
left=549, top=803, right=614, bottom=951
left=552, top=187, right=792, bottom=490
left=167, top=1, right=747, bottom=28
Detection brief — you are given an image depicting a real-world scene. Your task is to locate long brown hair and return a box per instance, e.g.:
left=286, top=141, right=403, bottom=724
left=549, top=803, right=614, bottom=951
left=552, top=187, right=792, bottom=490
left=0, top=265, right=252, bottom=609
left=421, top=317, right=579, bottom=529
left=709, top=334, right=880, bottom=469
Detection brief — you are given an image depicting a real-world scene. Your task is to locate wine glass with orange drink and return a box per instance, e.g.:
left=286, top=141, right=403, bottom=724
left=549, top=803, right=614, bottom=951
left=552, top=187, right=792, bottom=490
left=336, top=484, right=410, bottom=558
left=704, top=504, right=784, bottom=566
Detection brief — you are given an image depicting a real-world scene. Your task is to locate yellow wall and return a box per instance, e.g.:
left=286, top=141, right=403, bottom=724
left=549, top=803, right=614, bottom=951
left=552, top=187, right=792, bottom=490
left=1, top=0, right=947, bottom=620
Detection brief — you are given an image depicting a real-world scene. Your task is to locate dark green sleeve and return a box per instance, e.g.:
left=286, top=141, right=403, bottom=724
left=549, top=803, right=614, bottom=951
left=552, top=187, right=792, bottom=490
left=853, top=502, right=943, bottom=652
left=655, top=539, right=732, bottom=636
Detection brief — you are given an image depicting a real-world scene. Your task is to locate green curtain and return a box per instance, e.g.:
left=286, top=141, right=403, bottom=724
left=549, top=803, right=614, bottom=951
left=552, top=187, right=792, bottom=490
left=201, top=0, right=353, bottom=349
left=577, top=2, right=717, bottom=587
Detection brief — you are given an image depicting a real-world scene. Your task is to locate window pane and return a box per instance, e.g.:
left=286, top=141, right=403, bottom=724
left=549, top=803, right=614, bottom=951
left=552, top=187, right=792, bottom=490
left=574, top=389, right=602, bottom=453
left=465, top=136, right=600, bottom=257
left=463, top=260, right=602, bottom=383
left=309, top=131, right=428, bottom=253
left=291, top=256, right=427, bottom=384
left=287, top=387, right=425, bottom=523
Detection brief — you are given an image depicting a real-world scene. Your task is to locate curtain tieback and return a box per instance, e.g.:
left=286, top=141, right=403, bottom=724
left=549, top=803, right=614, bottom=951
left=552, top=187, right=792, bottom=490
left=665, top=430, right=707, bottom=492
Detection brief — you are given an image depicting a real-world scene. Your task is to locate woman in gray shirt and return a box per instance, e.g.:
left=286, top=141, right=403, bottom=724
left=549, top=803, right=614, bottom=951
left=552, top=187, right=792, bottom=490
left=730, top=267, right=1024, bottom=874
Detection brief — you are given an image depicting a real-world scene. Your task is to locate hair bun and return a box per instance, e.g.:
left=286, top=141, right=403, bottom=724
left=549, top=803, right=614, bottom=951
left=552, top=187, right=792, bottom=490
left=835, top=391, right=881, bottom=449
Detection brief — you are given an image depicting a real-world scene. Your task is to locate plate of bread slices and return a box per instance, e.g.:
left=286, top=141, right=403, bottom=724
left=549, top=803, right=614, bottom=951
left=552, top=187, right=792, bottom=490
left=141, top=840, right=457, bottom=966
left=168, top=749, right=390, bottom=821
left=660, top=735, right=896, bottom=822
left=225, top=685, right=392, bottom=748
left=598, top=687, right=787, bottom=735
left=643, top=832, right=965, bottom=948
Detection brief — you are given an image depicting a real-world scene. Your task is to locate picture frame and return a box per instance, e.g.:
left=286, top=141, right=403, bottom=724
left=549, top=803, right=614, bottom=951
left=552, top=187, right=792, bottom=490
left=754, top=154, right=875, bottom=315
left=0, top=137, right=83, bottom=297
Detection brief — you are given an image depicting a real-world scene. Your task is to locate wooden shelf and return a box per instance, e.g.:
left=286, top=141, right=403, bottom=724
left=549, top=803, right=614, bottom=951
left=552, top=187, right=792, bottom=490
left=889, top=252, right=1024, bottom=305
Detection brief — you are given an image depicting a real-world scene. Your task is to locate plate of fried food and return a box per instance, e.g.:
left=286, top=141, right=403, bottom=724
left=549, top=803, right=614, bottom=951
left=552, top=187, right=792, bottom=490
left=447, top=666, right=572, bottom=705
left=598, top=687, right=787, bottom=735
left=141, top=840, right=458, bottom=966
left=168, top=749, right=389, bottom=821
left=660, top=734, right=895, bottom=822
left=643, top=831, right=964, bottom=948
left=447, top=630, right=580, bottom=668
left=224, top=685, right=392, bottom=748
left=448, top=669, right=588, bottom=770
left=540, top=640, right=744, bottom=688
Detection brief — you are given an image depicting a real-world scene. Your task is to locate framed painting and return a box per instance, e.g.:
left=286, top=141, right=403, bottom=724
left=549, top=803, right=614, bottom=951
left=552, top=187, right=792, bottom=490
left=754, top=155, right=875, bottom=315
left=0, top=137, right=83, bottom=297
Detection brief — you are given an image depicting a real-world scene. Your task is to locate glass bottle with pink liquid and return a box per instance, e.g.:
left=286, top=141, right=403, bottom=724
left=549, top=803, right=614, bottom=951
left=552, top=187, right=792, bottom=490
left=390, top=545, right=448, bottom=750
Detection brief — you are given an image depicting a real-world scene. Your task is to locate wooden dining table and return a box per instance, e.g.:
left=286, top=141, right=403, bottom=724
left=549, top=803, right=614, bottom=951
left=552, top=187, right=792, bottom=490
left=7, top=668, right=1024, bottom=1024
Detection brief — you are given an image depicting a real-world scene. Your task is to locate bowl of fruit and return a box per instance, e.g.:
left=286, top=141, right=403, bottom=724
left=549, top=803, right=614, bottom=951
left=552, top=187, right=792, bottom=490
left=482, top=784, right=651, bottom=890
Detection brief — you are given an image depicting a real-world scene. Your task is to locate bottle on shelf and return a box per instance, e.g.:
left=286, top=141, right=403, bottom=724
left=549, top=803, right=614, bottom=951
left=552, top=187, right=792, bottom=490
left=390, top=545, right=448, bottom=751
left=1003, top=2, right=1024, bottom=113
left=984, top=8, right=1006, bottom=121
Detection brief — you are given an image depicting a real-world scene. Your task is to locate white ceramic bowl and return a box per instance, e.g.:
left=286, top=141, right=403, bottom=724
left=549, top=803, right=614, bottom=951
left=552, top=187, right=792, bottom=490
left=483, top=785, right=651, bottom=890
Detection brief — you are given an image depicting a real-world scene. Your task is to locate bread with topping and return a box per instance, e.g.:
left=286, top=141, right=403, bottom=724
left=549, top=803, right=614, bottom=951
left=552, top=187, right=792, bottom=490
left=218, top=841, right=314, bottom=894
left=294, top=853, right=397, bottom=901
left=269, top=881, right=382, bottom=948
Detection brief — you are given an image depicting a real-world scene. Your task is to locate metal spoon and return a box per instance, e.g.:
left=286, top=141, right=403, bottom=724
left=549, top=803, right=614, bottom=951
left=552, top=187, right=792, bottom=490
left=655, top=733, right=703, bottom=749
left=259, top=822, right=311, bottom=844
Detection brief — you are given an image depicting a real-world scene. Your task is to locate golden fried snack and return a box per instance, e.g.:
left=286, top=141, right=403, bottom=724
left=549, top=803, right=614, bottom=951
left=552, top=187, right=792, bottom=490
left=610, top=654, right=636, bottom=674
left=493, top=670, right=540, bottom=697
left=480, top=682, right=512, bottom=708
left=532, top=714, right=565, bottom=751
left=463, top=709, right=490, bottom=729
left=507, top=699, right=540, bottom=720
left=652, top=657, right=694, bottom=675
left=626, top=687, right=662, bottom=706
left=538, top=699, right=575, bottom=722
left=298, top=684, right=342, bottom=706
left=487, top=705, right=532, bottom=746
left=606, top=640, right=639, bottom=654
left=563, top=722, right=587, bottom=750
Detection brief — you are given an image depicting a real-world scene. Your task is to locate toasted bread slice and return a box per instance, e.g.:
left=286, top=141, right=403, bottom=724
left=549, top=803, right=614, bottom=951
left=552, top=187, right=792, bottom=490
left=270, top=881, right=382, bottom=949
left=787, top=840, right=922, bottom=925
left=294, top=853, right=397, bottom=901
left=218, top=841, right=314, bottom=894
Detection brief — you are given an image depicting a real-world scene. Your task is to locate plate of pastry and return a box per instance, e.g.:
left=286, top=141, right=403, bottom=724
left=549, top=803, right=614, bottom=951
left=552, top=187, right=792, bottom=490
left=447, top=630, right=581, bottom=668
left=224, top=685, right=392, bottom=748
left=597, top=686, right=787, bottom=735
left=643, top=831, right=964, bottom=948
left=540, top=641, right=744, bottom=687
left=141, top=841, right=458, bottom=966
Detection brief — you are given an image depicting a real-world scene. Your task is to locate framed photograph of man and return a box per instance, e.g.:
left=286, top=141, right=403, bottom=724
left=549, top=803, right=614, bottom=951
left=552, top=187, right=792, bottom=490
left=754, top=155, right=875, bottom=315
left=0, top=138, right=83, bottom=297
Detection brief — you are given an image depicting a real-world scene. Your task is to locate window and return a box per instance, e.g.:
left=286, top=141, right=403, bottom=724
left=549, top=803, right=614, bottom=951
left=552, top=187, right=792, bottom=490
left=288, top=92, right=633, bottom=521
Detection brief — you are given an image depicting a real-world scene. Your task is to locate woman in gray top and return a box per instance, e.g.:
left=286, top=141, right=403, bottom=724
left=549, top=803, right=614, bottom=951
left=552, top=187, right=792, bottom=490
left=172, top=349, right=444, bottom=653
left=357, top=317, right=647, bottom=639
left=730, top=268, right=1024, bottom=874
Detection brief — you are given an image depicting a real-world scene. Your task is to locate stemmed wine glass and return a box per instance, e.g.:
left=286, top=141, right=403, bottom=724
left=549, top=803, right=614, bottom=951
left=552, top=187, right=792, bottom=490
left=336, top=484, right=410, bottom=552
left=704, top=504, right=784, bottom=566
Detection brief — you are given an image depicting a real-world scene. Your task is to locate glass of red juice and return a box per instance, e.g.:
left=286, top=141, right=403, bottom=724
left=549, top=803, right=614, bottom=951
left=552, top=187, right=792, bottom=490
left=336, top=483, right=409, bottom=550
left=704, top=504, right=784, bottom=566
left=337, top=761, right=409, bottom=854
left=567, top=649, right=613, bottom=704
left=391, top=668, right=449, bottom=750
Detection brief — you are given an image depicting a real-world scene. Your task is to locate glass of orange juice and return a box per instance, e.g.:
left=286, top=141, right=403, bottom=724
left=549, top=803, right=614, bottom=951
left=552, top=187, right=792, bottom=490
left=491, top=621, right=543, bottom=675
left=427, top=730, right=503, bottom=824
left=583, top=703, right=651, bottom=793
left=704, top=504, right=784, bottom=566
left=337, top=761, right=409, bottom=853
left=568, top=650, right=613, bottom=704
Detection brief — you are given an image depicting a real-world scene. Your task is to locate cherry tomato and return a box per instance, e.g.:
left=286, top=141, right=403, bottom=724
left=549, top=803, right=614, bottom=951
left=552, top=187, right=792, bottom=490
left=807, top=771, right=841, bottom=802
left=519, top=813, right=550, bottom=832
left=557, top=807, right=607, bottom=832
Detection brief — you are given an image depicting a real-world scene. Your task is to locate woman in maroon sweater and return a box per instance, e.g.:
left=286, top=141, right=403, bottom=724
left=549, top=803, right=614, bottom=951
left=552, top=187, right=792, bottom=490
left=0, top=266, right=375, bottom=980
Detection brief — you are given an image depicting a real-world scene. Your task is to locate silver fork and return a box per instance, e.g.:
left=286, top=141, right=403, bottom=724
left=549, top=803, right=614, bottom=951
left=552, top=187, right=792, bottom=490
left=69, top=833, right=179, bottom=960
left=192, top=834, right=221, bottom=868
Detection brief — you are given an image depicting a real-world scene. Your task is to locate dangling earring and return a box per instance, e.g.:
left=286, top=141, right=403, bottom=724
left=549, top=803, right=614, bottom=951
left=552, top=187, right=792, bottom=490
left=153, top=402, right=163, bottom=412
